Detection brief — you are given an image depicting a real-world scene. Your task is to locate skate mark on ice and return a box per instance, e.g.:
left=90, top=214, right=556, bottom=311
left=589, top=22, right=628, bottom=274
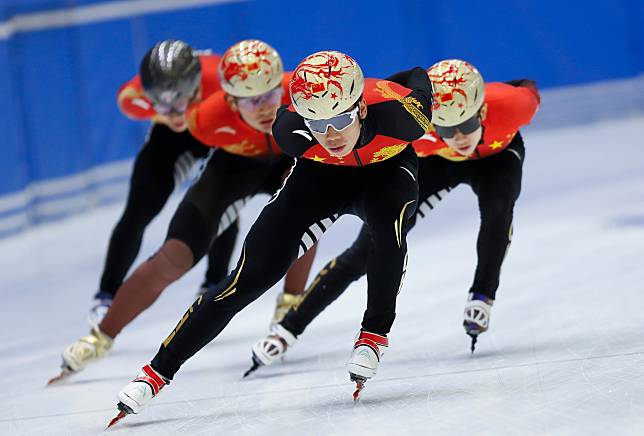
left=2, top=349, right=643, bottom=424
left=531, top=340, right=554, bottom=433
left=106, top=416, right=185, bottom=430
left=579, top=340, right=626, bottom=409
left=380, top=350, right=644, bottom=384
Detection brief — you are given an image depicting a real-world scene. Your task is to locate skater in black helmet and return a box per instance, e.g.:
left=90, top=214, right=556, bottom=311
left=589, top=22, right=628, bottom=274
left=88, top=40, right=238, bottom=327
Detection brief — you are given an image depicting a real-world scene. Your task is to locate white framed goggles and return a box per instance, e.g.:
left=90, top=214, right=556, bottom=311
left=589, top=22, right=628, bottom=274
left=304, top=105, right=359, bottom=134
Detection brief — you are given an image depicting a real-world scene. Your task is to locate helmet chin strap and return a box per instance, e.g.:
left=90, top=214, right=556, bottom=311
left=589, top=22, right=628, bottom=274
left=477, top=123, right=485, bottom=145
left=355, top=98, right=371, bottom=148
left=355, top=117, right=368, bottom=148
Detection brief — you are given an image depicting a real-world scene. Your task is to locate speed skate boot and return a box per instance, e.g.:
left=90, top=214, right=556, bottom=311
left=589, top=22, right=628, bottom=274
left=347, top=330, right=388, bottom=401
left=107, top=364, right=169, bottom=428
left=47, top=327, right=113, bottom=385
left=463, top=292, right=494, bottom=353
left=88, top=291, right=112, bottom=328
left=271, top=292, right=304, bottom=326
left=243, top=324, right=297, bottom=377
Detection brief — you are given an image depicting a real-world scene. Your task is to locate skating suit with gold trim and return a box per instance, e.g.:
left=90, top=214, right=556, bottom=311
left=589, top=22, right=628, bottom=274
left=185, top=74, right=294, bottom=158
left=413, top=82, right=540, bottom=162
left=273, top=77, right=431, bottom=166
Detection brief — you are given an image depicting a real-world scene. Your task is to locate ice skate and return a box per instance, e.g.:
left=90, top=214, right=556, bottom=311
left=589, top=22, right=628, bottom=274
left=107, top=364, right=168, bottom=428
left=463, top=292, right=494, bottom=353
left=347, top=330, right=388, bottom=401
left=88, top=291, right=112, bottom=328
left=48, top=327, right=113, bottom=385
left=243, top=324, right=297, bottom=378
left=271, top=292, right=304, bottom=326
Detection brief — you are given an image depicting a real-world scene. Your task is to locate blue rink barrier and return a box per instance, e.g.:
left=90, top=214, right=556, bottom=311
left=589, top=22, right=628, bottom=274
left=0, top=0, right=643, bottom=238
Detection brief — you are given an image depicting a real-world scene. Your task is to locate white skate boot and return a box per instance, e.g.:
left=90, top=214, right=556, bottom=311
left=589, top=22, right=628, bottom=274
left=48, top=327, right=113, bottom=384
left=62, top=327, right=113, bottom=372
left=347, top=330, right=388, bottom=400
left=463, top=292, right=494, bottom=353
left=271, top=292, right=304, bottom=326
left=107, top=364, right=169, bottom=428
left=243, top=324, right=297, bottom=377
left=88, top=292, right=112, bottom=327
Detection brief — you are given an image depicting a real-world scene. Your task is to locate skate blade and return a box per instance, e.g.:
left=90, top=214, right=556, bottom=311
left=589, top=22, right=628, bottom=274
left=46, top=372, right=68, bottom=386
left=46, top=366, right=74, bottom=386
left=242, top=356, right=262, bottom=378
left=352, top=380, right=366, bottom=402
left=106, top=410, right=127, bottom=429
left=468, top=333, right=478, bottom=354
left=350, top=374, right=367, bottom=402
left=106, top=402, right=134, bottom=429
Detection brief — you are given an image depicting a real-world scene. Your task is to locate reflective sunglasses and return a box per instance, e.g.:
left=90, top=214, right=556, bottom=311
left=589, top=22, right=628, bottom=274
left=236, top=86, right=284, bottom=111
left=304, top=105, right=359, bottom=135
left=434, top=112, right=482, bottom=139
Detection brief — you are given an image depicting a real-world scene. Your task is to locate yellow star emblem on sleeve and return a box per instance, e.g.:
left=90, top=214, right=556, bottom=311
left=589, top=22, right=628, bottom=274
left=311, top=155, right=326, bottom=162
left=489, top=140, right=504, bottom=150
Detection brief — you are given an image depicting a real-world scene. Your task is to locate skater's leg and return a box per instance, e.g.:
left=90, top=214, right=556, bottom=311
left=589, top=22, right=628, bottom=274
left=99, top=125, right=192, bottom=297
left=469, top=135, right=525, bottom=299
left=359, top=148, right=419, bottom=335
left=277, top=156, right=458, bottom=338
left=280, top=226, right=371, bottom=336
left=344, top=147, right=419, bottom=384
left=270, top=242, right=319, bottom=324
left=99, top=153, right=264, bottom=338
left=203, top=218, right=239, bottom=287
left=283, top=242, right=317, bottom=295
left=151, top=163, right=345, bottom=379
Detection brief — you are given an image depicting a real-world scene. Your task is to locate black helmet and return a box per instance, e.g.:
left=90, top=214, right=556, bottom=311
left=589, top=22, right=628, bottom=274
left=140, top=40, right=201, bottom=112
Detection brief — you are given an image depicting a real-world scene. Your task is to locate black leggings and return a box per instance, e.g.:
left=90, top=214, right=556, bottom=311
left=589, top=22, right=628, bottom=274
left=151, top=145, right=419, bottom=379
left=281, top=134, right=525, bottom=337
left=99, top=124, right=238, bottom=296
left=165, top=151, right=293, bottom=266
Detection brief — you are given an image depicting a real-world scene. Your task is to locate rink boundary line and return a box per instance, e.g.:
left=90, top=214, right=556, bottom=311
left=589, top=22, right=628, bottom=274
left=4, top=349, right=642, bottom=424
left=0, top=0, right=244, bottom=39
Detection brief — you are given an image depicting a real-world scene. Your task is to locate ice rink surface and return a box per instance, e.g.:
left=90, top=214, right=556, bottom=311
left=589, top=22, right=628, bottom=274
left=1, top=116, right=643, bottom=435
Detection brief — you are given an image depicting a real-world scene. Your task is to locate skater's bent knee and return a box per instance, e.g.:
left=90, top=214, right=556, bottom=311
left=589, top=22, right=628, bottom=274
left=154, top=240, right=194, bottom=280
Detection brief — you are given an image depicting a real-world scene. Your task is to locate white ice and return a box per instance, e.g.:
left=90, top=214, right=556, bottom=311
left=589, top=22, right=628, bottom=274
left=1, top=115, right=644, bottom=436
